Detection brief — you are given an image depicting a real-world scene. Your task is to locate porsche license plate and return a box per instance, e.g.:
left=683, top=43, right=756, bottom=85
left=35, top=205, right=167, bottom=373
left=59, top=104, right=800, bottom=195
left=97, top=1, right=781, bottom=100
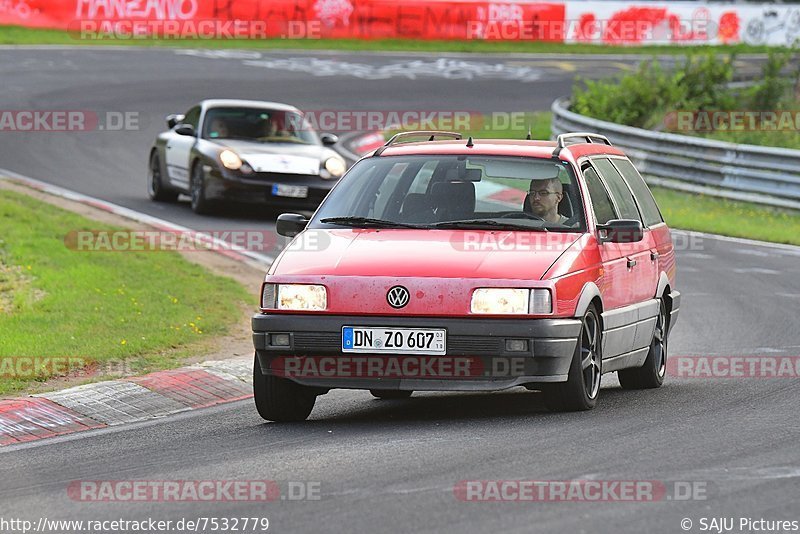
left=272, top=184, right=308, bottom=198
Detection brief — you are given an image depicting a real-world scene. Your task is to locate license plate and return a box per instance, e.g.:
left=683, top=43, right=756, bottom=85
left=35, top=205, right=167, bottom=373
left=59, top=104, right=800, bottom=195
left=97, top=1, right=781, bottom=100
left=272, top=184, right=308, bottom=198
left=342, top=327, right=446, bottom=355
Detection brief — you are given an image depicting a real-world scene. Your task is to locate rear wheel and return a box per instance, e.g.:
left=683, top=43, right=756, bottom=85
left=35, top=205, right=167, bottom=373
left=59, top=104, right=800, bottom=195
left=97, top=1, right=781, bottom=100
left=619, top=299, right=668, bottom=389
left=147, top=152, right=178, bottom=202
left=253, top=353, right=316, bottom=422
left=370, top=390, right=413, bottom=400
left=543, top=305, right=602, bottom=412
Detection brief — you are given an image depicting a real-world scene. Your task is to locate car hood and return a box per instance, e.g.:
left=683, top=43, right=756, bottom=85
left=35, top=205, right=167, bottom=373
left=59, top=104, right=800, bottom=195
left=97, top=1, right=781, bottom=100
left=271, top=229, right=582, bottom=280
left=216, top=140, right=336, bottom=175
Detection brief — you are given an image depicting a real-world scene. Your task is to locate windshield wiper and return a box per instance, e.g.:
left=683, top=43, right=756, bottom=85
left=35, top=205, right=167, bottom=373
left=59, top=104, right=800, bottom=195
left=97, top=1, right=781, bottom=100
left=319, top=217, right=425, bottom=229
left=430, top=219, right=547, bottom=231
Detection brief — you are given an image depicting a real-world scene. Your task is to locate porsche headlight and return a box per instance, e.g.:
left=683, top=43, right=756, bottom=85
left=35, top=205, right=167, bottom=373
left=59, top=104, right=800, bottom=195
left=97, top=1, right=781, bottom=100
left=470, top=288, right=552, bottom=315
left=220, top=149, right=243, bottom=170
left=323, top=157, right=346, bottom=178
left=261, top=284, right=327, bottom=311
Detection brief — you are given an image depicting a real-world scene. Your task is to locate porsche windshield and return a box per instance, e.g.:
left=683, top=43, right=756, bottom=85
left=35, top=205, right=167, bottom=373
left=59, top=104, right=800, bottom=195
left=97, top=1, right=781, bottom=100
left=202, top=107, right=318, bottom=145
left=312, top=154, right=586, bottom=231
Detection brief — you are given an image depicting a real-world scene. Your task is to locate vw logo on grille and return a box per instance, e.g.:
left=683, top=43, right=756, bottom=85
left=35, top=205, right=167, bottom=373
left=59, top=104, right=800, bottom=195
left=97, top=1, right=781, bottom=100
left=387, top=286, right=410, bottom=309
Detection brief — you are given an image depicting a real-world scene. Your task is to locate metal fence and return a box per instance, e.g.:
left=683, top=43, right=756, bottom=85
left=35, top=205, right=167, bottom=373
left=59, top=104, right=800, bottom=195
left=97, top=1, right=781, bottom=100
left=551, top=97, right=800, bottom=210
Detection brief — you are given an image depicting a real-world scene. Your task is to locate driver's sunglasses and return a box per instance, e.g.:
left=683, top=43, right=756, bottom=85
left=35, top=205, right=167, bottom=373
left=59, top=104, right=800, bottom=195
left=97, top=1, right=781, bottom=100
left=529, top=190, right=558, bottom=198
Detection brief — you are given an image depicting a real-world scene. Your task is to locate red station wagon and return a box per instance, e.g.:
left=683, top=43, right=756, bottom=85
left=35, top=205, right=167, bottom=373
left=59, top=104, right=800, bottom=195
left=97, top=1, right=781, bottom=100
left=252, top=131, right=681, bottom=421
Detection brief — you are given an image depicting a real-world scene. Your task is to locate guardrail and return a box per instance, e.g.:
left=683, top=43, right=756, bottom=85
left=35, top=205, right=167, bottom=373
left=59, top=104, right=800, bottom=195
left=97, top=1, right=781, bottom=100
left=551, top=97, right=800, bottom=210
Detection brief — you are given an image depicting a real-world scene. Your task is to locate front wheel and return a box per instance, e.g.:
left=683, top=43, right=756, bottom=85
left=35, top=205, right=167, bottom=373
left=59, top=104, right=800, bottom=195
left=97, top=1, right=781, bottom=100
left=370, top=390, right=413, bottom=399
left=542, top=305, right=602, bottom=412
left=619, top=299, right=668, bottom=389
left=253, top=354, right=316, bottom=422
left=190, top=162, right=214, bottom=215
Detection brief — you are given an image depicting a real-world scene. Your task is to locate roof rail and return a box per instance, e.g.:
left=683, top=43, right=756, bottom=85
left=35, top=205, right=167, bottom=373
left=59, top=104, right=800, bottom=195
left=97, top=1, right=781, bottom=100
left=373, top=130, right=463, bottom=156
left=552, top=132, right=612, bottom=157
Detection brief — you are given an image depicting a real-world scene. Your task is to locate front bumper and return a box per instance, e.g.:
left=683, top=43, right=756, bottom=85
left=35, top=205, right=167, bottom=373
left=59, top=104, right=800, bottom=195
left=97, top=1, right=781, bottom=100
left=252, top=314, right=582, bottom=391
left=204, top=167, right=335, bottom=209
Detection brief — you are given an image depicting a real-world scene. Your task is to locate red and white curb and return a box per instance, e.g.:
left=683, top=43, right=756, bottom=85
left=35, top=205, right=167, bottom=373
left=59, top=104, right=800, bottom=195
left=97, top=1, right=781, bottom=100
left=0, top=170, right=262, bottom=447
left=0, top=357, right=251, bottom=446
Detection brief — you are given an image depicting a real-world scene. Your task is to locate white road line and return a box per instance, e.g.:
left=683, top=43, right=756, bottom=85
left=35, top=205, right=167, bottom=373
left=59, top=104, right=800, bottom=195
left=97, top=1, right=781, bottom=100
left=672, top=230, right=800, bottom=254
left=732, top=268, right=780, bottom=275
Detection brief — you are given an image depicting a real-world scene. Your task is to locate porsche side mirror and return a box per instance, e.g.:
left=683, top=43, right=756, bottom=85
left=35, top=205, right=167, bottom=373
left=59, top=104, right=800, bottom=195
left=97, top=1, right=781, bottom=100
left=166, top=114, right=184, bottom=129
left=174, top=124, right=196, bottom=137
left=320, top=133, right=338, bottom=146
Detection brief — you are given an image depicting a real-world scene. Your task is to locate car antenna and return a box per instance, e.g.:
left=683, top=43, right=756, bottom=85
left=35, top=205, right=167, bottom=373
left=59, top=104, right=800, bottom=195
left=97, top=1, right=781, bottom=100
left=466, top=136, right=474, bottom=147
left=525, top=126, right=532, bottom=140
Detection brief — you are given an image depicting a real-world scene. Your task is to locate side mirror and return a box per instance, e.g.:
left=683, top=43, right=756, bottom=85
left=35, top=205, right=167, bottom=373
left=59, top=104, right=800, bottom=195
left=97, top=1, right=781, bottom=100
left=597, top=219, right=643, bottom=243
left=276, top=213, right=309, bottom=237
left=174, top=124, right=196, bottom=137
left=166, top=114, right=184, bottom=129
left=320, top=133, right=338, bottom=146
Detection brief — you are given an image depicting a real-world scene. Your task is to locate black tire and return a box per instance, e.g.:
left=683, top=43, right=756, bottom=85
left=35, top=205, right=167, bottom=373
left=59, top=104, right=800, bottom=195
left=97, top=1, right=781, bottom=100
left=370, top=389, right=413, bottom=399
left=543, top=304, right=602, bottom=412
left=147, top=151, right=178, bottom=202
left=253, top=353, right=316, bottom=422
left=619, top=299, right=668, bottom=390
left=190, top=161, right=214, bottom=215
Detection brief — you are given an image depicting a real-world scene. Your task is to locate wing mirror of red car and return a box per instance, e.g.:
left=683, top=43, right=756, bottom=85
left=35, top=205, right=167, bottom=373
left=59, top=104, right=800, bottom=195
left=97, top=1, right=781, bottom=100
left=276, top=213, right=309, bottom=237
left=597, top=219, right=644, bottom=243
left=174, top=124, right=196, bottom=137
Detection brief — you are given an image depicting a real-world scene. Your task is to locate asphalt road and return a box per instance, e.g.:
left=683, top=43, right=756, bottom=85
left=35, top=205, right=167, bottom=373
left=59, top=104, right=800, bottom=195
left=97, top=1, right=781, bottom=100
left=0, top=48, right=798, bottom=534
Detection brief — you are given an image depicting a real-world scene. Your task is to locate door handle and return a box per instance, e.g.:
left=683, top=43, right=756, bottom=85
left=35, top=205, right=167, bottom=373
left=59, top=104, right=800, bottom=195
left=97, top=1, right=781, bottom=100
left=650, top=251, right=659, bottom=261
left=627, top=258, right=637, bottom=268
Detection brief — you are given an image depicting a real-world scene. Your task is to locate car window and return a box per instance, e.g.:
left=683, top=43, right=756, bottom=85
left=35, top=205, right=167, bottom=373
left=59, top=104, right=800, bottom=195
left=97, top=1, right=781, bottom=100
left=582, top=166, right=618, bottom=225
left=311, top=155, right=586, bottom=231
left=408, top=160, right=439, bottom=194
left=371, top=162, right=409, bottom=217
left=592, top=158, right=642, bottom=222
left=610, top=158, right=664, bottom=227
left=201, top=107, right=319, bottom=144
left=182, top=106, right=201, bottom=130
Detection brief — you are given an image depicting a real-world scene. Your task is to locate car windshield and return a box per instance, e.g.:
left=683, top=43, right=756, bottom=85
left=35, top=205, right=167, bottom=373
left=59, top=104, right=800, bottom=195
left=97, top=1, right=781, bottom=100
left=202, top=107, right=319, bottom=145
left=311, top=154, right=586, bottom=231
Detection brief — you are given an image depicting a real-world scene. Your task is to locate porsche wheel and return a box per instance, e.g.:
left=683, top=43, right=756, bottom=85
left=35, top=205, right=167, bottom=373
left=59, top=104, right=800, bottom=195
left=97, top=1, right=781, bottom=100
left=190, top=161, right=214, bottom=215
left=147, top=152, right=178, bottom=202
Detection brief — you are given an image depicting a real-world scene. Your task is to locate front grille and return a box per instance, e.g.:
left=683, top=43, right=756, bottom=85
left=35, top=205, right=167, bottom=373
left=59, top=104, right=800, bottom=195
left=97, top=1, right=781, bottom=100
left=294, top=332, right=340, bottom=350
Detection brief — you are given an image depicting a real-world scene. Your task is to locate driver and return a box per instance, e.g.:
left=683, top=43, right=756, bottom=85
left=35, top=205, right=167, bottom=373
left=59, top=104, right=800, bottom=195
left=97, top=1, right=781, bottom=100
left=207, top=117, right=229, bottom=139
left=527, top=177, right=567, bottom=224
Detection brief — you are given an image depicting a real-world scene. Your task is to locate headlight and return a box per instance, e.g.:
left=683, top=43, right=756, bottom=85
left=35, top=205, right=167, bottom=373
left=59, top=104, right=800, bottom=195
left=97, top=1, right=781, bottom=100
left=470, top=288, right=552, bottom=315
left=471, top=288, right=529, bottom=315
left=262, top=283, right=327, bottom=311
left=220, top=149, right=243, bottom=170
left=529, top=289, right=553, bottom=314
left=323, top=157, right=346, bottom=178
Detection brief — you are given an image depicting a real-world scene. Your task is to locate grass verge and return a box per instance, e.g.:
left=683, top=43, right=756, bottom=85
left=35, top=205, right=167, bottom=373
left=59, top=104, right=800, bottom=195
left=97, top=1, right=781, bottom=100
left=0, top=25, right=781, bottom=55
left=0, top=188, right=253, bottom=396
left=649, top=186, right=800, bottom=246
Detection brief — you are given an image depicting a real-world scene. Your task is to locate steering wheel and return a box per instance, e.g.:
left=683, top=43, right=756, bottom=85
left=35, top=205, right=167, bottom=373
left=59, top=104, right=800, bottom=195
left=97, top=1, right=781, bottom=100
left=497, top=211, right=544, bottom=221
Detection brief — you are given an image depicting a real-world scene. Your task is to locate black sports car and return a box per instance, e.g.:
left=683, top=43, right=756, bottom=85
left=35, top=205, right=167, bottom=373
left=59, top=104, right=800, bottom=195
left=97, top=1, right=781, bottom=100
left=147, top=99, right=347, bottom=214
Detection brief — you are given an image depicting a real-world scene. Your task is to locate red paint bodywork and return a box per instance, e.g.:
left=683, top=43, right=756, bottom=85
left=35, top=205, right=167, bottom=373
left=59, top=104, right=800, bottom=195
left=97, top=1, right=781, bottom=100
left=265, top=139, right=677, bottom=319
